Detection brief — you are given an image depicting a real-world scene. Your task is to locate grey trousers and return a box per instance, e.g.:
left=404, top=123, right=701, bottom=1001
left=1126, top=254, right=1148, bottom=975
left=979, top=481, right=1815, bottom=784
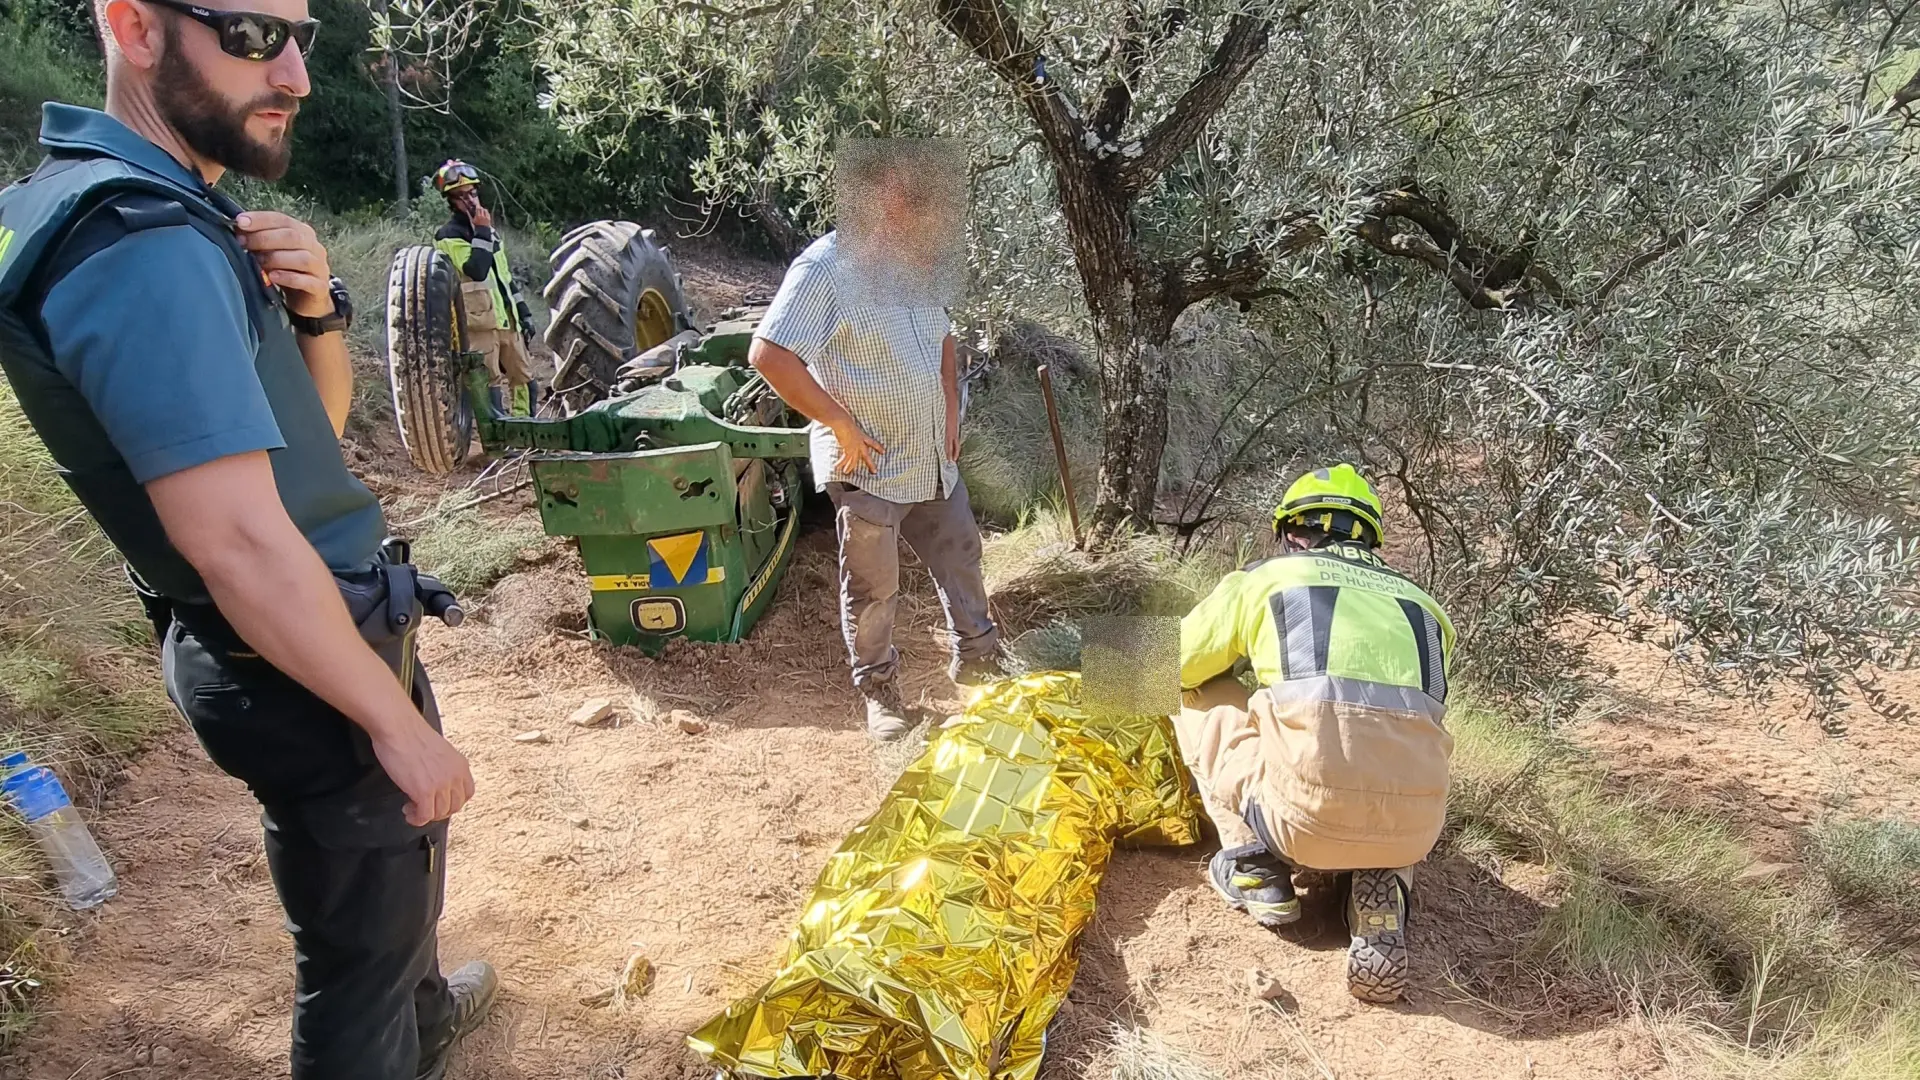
left=828, top=477, right=1000, bottom=692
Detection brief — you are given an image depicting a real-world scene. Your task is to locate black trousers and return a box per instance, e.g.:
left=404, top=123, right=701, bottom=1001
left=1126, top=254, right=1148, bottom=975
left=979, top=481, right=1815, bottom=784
left=162, top=615, right=454, bottom=1080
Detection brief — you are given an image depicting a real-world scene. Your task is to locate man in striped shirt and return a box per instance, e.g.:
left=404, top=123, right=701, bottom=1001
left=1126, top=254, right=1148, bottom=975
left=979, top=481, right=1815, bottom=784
left=748, top=142, right=1000, bottom=740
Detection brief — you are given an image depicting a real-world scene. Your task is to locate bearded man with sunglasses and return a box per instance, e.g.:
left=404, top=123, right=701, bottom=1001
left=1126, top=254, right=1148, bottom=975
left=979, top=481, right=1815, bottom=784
left=0, top=2, right=496, bottom=1077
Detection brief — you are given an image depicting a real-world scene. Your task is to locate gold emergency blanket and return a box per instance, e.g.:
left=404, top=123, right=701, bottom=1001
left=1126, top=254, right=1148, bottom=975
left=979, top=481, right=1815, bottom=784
left=689, top=672, right=1201, bottom=1080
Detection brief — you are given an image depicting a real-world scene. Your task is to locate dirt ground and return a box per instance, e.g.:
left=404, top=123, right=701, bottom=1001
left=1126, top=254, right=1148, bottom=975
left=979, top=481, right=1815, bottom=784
left=3, top=521, right=1665, bottom=1080
left=8, top=254, right=1920, bottom=1080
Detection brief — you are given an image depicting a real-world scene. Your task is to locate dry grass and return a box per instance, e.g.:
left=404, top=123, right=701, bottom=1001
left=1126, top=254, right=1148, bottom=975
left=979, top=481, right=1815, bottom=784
left=0, top=384, right=172, bottom=1046
left=1807, top=817, right=1920, bottom=918
left=1446, top=702, right=1920, bottom=1075
left=407, top=502, right=548, bottom=597
left=982, top=506, right=1231, bottom=636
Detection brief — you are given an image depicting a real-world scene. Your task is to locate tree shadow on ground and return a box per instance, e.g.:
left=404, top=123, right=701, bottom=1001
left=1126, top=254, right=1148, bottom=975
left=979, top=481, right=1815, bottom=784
left=1040, top=843, right=1625, bottom=1077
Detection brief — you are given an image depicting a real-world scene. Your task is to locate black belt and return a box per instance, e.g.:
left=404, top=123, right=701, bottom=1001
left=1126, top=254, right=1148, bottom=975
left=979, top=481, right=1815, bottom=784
left=129, top=537, right=465, bottom=693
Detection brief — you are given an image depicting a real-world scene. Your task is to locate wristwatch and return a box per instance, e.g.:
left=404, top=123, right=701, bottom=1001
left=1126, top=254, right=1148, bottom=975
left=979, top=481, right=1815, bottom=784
left=290, top=276, right=353, bottom=337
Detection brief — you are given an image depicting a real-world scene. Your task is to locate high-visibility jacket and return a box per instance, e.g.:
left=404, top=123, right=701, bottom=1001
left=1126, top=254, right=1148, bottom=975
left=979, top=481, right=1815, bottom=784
left=1179, top=541, right=1456, bottom=870
left=434, top=214, right=524, bottom=333
left=1181, top=541, right=1454, bottom=709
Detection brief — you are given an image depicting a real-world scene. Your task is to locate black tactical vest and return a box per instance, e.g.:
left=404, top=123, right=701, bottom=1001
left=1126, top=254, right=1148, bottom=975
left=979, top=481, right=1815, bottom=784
left=0, top=151, right=383, bottom=603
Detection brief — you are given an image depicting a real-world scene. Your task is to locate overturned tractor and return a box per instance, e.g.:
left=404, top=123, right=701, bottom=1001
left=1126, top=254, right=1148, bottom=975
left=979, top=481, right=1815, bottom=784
left=384, top=222, right=810, bottom=649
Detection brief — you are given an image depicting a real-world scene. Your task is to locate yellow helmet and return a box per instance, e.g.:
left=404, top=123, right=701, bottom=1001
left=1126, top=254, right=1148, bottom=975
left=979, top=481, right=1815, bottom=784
left=1272, top=464, right=1386, bottom=547
left=431, top=159, right=481, bottom=196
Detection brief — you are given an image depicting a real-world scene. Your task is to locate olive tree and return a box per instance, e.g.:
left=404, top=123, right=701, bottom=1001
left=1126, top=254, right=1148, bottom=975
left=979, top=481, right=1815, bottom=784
left=527, top=0, right=1920, bottom=718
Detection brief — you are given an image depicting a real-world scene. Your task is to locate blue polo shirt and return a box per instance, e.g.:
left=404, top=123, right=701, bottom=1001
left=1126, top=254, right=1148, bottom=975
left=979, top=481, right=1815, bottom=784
left=16, top=105, right=383, bottom=595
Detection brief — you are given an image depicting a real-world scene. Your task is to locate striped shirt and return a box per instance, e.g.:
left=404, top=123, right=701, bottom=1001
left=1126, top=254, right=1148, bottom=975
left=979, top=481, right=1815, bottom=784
left=755, top=232, right=957, bottom=505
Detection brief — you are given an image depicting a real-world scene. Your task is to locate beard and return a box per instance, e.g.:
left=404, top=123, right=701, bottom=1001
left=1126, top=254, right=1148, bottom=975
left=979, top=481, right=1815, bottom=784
left=154, top=23, right=298, bottom=181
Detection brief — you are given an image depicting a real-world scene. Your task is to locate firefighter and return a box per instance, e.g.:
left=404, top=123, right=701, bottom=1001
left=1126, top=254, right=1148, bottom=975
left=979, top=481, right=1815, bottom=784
left=1177, top=465, right=1455, bottom=1004
left=430, top=159, right=535, bottom=417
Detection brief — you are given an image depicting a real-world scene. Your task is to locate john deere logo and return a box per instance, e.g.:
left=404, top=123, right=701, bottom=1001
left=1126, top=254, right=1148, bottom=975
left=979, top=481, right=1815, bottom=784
left=631, top=596, right=685, bottom=635
left=0, top=225, right=16, bottom=270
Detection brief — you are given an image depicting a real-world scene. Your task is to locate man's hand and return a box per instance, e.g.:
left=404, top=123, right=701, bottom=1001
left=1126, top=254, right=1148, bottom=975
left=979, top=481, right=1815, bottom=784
left=832, top=416, right=886, bottom=474
left=946, top=403, right=961, bottom=462
left=749, top=337, right=891, bottom=474
left=235, top=211, right=334, bottom=319
left=148, top=452, right=478, bottom=826
left=370, top=722, right=477, bottom=826
left=464, top=193, right=494, bottom=230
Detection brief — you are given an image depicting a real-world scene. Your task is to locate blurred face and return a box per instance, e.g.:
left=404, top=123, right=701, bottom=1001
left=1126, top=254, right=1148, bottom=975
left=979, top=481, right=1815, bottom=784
left=149, top=0, right=311, bottom=180
left=869, top=175, right=961, bottom=270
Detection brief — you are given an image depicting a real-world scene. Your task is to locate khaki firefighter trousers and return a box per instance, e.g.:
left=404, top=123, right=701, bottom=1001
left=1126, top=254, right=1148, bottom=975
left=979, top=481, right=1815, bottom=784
left=459, top=280, right=530, bottom=389
left=1175, top=675, right=1450, bottom=879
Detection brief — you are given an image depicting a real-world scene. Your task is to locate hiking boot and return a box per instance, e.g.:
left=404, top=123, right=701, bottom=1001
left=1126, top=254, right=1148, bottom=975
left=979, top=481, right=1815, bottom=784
left=951, top=653, right=1005, bottom=687
left=862, top=682, right=914, bottom=742
left=1207, top=845, right=1301, bottom=929
left=1345, top=869, right=1411, bottom=1004
left=416, top=960, right=499, bottom=1080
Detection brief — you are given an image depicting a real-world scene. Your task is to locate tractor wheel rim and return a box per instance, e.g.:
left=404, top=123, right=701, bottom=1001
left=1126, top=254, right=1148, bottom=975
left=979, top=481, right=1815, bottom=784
left=636, top=287, right=674, bottom=352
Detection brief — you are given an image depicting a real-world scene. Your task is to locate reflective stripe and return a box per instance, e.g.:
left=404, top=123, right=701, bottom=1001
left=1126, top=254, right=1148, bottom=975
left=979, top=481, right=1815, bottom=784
left=471, top=235, right=496, bottom=253
left=1396, top=598, right=1447, bottom=703
left=1265, top=675, right=1446, bottom=722
left=1270, top=585, right=1336, bottom=680
left=1424, top=608, right=1447, bottom=701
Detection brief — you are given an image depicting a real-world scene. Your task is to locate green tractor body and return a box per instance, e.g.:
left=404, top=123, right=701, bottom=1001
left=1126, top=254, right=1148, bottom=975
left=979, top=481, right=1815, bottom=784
left=467, top=310, right=813, bottom=650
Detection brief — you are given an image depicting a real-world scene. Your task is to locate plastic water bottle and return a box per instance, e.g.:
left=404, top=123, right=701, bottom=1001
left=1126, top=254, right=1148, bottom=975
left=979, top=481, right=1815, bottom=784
left=1, top=752, right=117, bottom=910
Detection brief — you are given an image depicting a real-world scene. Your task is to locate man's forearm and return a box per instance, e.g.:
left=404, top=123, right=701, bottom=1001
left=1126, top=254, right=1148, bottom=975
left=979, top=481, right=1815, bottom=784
left=749, top=338, right=856, bottom=428
left=298, top=332, right=352, bottom=437
left=197, top=523, right=425, bottom=744
left=942, top=334, right=961, bottom=420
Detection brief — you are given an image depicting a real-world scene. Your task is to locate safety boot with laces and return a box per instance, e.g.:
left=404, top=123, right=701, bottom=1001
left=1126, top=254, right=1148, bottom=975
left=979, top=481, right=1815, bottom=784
left=862, top=681, right=914, bottom=742
left=1345, top=868, right=1411, bottom=1003
left=1207, top=844, right=1301, bottom=929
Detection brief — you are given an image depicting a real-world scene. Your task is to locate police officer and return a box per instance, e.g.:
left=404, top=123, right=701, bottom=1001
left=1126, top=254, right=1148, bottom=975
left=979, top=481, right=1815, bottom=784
left=1177, top=465, right=1455, bottom=1004
left=0, top=2, right=494, bottom=1076
left=430, top=160, right=535, bottom=417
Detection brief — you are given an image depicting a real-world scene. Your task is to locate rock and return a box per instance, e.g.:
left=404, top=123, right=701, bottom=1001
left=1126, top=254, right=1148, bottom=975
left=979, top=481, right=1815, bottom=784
left=1736, top=861, right=1794, bottom=884
left=567, top=813, right=590, bottom=829
left=513, top=730, right=551, bottom=744
left=672, top=710, right=708, bottom=735
left=569, top=698, right=616, bottom=728
left=133, top=1046, right=152, bottom=1066
left=152, top=1046, right=175, bottom=1066
left=1245, top=968, right=1287, bottom=1001
left=619, top=952, right=655, bottom=1002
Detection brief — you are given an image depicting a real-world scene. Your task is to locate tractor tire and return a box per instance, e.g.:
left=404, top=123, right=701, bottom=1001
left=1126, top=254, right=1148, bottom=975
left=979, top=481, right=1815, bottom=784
left=544, top=221, right=694, bottom=411
left=385, top=245, right=473, bottom=475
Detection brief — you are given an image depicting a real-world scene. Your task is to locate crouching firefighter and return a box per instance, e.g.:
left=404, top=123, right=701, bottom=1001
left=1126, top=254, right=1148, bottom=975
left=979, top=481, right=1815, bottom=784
left=0, top=9, right=496, bottom=1071
left=1177, top=465, right=1455, bottom=1004
left=431, top=159, right=536, bottom=417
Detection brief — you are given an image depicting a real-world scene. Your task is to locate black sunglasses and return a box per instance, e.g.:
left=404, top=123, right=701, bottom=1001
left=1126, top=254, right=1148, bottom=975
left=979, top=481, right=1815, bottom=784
left=144, top=0, right=319, bottom=61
